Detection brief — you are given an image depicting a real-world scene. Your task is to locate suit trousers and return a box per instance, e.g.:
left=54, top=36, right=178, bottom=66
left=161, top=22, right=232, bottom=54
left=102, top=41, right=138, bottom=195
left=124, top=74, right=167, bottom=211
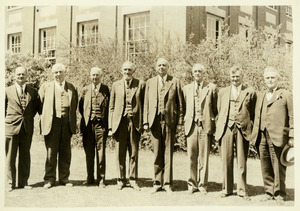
left=44, top=116, right=72, bottom=185
left=258, top=129, right=286, bottom=196
left=150, top=115, right=175, bottom=187
left=83, top=118, right=107, bottom=183
left=220, top=124, right=249, bottom=196
left=114, top=116, right=140, bottom=183
left=6, top=124, right=32, bottom=188
left=186, top=121, right=211, bottom=191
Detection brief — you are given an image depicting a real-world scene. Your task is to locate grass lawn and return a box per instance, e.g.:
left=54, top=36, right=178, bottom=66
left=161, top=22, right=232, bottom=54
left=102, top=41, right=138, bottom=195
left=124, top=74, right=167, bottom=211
left=5, top=136, right=294, bottom=207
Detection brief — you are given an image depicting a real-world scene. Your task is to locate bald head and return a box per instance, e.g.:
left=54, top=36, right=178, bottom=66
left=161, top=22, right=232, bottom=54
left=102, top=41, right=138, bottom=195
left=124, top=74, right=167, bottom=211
left=90, top=67, right=102, bottom=85
left=14, top=66, right=27, bottom=86
left=155, top=58, right=169, bottom=77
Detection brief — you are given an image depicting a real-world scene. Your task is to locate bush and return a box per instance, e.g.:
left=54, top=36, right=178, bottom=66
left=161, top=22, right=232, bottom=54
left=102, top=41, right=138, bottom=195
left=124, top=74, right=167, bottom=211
left=6, top=22, right=292, bottom=158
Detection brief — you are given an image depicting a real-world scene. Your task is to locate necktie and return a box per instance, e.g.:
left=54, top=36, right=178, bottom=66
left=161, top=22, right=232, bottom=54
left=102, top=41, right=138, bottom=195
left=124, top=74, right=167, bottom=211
left=232, top=86, right=238, bottom=100
left=126, top=80, right=130, bottom=89
left=20, top=86, right=24, bottom=95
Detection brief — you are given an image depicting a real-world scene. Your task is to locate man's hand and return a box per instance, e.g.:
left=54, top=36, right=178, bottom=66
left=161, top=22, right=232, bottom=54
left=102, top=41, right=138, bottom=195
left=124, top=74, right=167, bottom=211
left=176, top=125, right=183, bottom=133
left=288, top=137, right=294, bottom=147
left=143, top=124, right=149, bottom=132
left=108, top=129, right=113, bottom=137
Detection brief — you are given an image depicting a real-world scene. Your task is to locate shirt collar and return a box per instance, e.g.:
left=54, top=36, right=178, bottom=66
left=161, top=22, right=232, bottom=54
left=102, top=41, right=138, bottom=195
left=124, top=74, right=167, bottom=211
left=232, top=84, right=242, bottom=93
left=15, top=83, right=25, bottom=92
left=92, top=83, right=101, bottom=91
left=124, top=78, right=133, bottom=87
left=55, top=80, right=65, bottom=88
left=267, top=87, right=278, bottom=93
left=194, top=81, right=203, bottom=89
left=158, top=74, right=167, bottom=82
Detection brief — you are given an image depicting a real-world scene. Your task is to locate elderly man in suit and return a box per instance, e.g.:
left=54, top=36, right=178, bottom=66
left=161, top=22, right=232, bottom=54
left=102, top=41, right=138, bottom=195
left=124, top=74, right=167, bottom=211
left=183, top=64, right=218, bottom=194
left=108, top=61, right=145, bottom=191
left=251, top=67, right=293, bottom=204
left=143, top=58, right=184, bottom=193
left=39, top=63, right=78, bottom=189
left=5, top=67, right=40, bottom=192
left=79, top=67, right=110, bottom=187
left=215, top=66, right=256, bottom=200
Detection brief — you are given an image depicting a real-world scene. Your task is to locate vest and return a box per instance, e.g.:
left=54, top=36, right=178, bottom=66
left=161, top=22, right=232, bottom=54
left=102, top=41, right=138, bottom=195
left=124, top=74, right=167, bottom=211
left=228, top=93, right=240, bottom=128
left=90, top=91, right=105, bottom=120
left=260, top=95, right=269, bottom=131
left=19, top=91, right=27, bottom=111
left=123, top=83, right=133, bottom=117
left=194, top=89, right=203, bottom=122
left=157, top=85, right=165, bottom=115
left=54, top=85, right=69, bottom=118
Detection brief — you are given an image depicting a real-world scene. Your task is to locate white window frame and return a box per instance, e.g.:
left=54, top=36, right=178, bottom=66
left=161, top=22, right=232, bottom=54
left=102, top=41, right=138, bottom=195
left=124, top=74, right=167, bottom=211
left=206, top=14, right=222, bottom=41
left=78, top=20, right=99, bottom=47
left=125, top=12, right=150, bottom=61
left=7, top=6, right=22, bottom=11
left=286, top=6, right=292, bottom=17
left=40, top=27, right=56, bottom=63
left=8, top=33, right=22, bottom=54
left=268, top=5, right=278, bottom=11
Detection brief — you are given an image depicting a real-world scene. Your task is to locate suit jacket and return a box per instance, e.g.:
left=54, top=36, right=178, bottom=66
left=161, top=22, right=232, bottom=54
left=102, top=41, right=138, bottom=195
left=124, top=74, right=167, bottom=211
left=143, top=75, right=184, bottom=129
left=215, top=85, right=256, bottom=141
left=39, top=80, right=78, bottom=136
left=5, top=84, right=39, bottom=136
left=79, top=83, right=110, bottom=133
left=183, top=81, right=218, bottom=136
left=109, top=78, right=145, bottom=134
left=251, top=88, right=293, bottom=147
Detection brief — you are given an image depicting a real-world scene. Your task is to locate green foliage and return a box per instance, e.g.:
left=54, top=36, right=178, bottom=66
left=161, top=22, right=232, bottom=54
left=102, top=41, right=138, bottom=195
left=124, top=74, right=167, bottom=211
left=5, top=53, right=52, bottom=89
left=5, top=22, right=292, bottom=157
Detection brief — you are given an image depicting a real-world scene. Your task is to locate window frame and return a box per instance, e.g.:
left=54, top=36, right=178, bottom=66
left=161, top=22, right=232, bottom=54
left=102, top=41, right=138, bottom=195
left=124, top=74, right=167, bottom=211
left=286, top=6, right=292, bottom=17
left=8, top=33, right=22, bottom=54
left=206, top=14, right=222, bottom=41
left=78, top=19, right=99, bottom=47
left=125, top=12, right=150, bottom=61
left=40, top=27, right=56, bottom=64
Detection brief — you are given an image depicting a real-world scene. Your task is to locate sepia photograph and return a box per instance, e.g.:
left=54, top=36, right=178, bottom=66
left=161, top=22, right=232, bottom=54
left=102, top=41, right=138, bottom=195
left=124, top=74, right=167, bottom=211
left=1, top=0, right=297, bottom=209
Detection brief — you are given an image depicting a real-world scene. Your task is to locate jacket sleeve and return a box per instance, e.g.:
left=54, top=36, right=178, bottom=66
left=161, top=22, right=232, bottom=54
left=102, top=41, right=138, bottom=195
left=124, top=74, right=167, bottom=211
left=78, top=88, right=86, bottom=116
left=176, top=79, right=184, bottom=125
left=143, top=80, right=149, bottom=126
left=287, top=91, right=294, bottom=138
left=108, top=83, right=115, bottom=130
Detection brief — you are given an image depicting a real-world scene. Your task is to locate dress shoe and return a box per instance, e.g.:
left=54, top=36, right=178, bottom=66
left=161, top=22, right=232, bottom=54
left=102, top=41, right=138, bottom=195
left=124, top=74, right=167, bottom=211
left=44, top=183, right=53, bottom=189
left=239, top=194, right=251, bottom=201
left=65, top=182, right=73, bottom=187
left=19, top=185, right=33, bottom=190
left=83, top=181, right=94, bottom=186
left=220, top=192, right=233, bottom=198
left=199, top=187, right=207, bottom=195
left=187, top=188, right=198, bottom=194
left=150, top=186, right=162, bottom=194
left=164, top=185, right=173, bottom=194
left=260, top=193, right=274, bottom=202
left=98, top=180, right=106, bottom=188
left=274, top=194, right=285, bottom=205
left=131, top=184, right=141, bottom=191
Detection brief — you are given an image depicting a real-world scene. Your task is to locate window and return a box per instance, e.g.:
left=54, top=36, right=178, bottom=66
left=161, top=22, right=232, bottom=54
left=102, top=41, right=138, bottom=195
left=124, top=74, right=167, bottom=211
left=40, top=27, right=56, bottom=63
left=286, top=6, right=292, bottom=17
left=268, top=6, right=278, bottom=10
left=78, top=20, right=99, bottom=47
left=125, top=12, right=150, bottom=60
left=8, top=33, right=22, bottom=53
left=206, top=14, right=221, bottom=40
left=239, top=25, right=249, bottom=38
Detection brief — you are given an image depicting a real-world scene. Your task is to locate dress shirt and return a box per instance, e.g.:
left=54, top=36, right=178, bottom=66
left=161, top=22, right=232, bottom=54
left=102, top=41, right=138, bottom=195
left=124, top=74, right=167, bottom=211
left=15, top=83, right=25, bottom=96
left=266, top=87, right=278, bottom=101
left=55, top=80, right=66, bottom=91
left=231, top=84, right=242, bottom=100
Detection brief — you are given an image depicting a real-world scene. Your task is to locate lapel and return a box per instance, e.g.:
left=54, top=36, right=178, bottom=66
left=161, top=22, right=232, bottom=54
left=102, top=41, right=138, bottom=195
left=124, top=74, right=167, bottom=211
left=97, top=83, right=105, bottom=105
left=162, top=74, right=173, bottom=98
left=199, top=81, right=209, bottom=105
left=119, top=80, right=125, bottom=103
left=130, top=78, right=138, bottom=101
left=25, top=84, right=32, bottom=107
left=187, top=83, right=194, bottom=115
left=237, top=85, right=249, bottom=110
left=267, top=88, right=281, bottom=106
left=12, top=84, right=21, bottom=106
left=224, top=86, right=231, bottom=110
left=151, top=76, right=158, bottom=101
left=49, top=81, right=55, bottom=105
left=65, top=81, right=73, bottom=104
left=86, top=84, right=92, bottom=109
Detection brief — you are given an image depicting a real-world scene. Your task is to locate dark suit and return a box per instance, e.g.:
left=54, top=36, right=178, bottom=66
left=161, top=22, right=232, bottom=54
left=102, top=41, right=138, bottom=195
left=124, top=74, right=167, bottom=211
left=251, top=88, right=293, bottom=196
left=39, top=81, right=78, bottom=185
left=143, top=75, right=183, bottom=187
left=183, top=81, right=217, bottom=191
left=215, top=85, right=256, bottom=196
left=109, top=78, right=145, bottom=184
left=5, top=84, right=39, bottom=188
left=79, top=83, right=110, bottom=184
